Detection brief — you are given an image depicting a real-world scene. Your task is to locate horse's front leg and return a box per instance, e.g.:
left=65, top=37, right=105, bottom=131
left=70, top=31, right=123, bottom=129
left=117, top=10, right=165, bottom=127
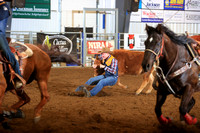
left=180, top=86, right=197, bottom=125
left=180, top=97, right=195, bottom=122
left=10, top=89, right=30, bottom=118
left=155, top=91, right=171, bottom=125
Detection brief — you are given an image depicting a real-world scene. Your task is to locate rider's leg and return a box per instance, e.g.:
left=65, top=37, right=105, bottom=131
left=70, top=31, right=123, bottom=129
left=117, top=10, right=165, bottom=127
left=0, top=34, right=25, bottom=89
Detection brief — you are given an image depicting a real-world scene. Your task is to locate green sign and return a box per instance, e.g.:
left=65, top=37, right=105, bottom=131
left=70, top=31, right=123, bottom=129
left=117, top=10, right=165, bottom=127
left=12, top=0, right=50, bottom=19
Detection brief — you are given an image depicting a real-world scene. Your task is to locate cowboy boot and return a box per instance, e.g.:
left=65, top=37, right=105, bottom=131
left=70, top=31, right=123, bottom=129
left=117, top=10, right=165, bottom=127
left=14, top=74, right=26, bottom=89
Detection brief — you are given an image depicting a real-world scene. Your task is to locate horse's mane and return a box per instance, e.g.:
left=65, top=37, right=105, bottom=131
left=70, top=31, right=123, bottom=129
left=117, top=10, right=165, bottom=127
left=158, top=24, right=196, bottom=46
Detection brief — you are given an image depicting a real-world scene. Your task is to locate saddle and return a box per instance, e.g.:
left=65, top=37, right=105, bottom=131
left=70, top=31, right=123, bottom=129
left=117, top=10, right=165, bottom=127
left=187, top=41, right=200, bottom=66
left=0, top=38, right=33, bottom=90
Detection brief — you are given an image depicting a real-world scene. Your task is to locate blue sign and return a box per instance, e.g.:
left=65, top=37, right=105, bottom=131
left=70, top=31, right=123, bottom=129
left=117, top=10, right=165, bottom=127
left=164, top=0, right=185, bottom=10
left=141, top=18, right=163, bottom=23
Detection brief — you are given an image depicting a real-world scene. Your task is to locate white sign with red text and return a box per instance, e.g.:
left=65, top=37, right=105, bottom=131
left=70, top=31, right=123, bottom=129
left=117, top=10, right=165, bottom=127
left=87, top=40, right=115, bottom=54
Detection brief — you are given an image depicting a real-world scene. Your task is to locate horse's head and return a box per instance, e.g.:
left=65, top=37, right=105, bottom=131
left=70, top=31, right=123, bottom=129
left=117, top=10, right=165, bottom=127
left=142, top=24, right=164, bottom=72
left=92, top=56, right=104, bottom=76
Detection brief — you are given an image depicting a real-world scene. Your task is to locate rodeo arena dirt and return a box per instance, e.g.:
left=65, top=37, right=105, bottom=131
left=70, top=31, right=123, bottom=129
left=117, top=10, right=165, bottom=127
left=0, top=67, right=200, bottom=133
left=1, top=0, right=200, bottom=133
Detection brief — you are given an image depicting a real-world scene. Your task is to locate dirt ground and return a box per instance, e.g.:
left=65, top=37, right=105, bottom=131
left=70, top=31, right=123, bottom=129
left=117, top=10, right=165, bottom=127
left=1, top=67, right=200, bottom=133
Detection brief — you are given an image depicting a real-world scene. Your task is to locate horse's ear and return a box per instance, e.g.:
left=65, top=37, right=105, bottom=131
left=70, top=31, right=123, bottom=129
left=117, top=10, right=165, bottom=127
left=145, top=24, right=150, bottom=32
left=145, top=24, right=154, bottom=35
left=156, top=24, right=163, bottom=34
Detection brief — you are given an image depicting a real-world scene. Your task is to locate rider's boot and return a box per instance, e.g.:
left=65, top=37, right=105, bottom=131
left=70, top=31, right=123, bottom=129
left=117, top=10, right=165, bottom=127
left=14, top=74, right=26, bottom=90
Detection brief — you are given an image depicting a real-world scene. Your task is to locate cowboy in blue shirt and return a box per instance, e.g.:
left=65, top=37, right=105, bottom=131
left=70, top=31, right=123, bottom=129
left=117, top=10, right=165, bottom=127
left=0, top=0, right=25, bottom=89
left=76, top=47, right=118, bottom=97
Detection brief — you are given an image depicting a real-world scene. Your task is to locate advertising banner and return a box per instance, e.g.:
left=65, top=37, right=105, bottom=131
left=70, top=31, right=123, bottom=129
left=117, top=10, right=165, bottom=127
left=12, top=0, right=50, bottom=19
left=130, top=9, right=141, bottom=22
left=185, top=0, right=200, bottom=11
left=164, top=10, right=185, bottom=23
left=164, top=0, right=185, bottom=10
left=185, top=11, right=200, bottom=23
left=142, top=0, right=164, bottom=9
left=37, top=33, right=78, bottom=63
left=141, top=10, right=163, bottom=23
left=87, top=40, right=115, bottom=54
left=124, top=34, right=147, bottom=51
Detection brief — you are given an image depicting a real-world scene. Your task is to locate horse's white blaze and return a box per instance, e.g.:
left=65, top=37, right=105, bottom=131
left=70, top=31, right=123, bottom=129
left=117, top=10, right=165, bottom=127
left=149, top=37, right=153, bottom=42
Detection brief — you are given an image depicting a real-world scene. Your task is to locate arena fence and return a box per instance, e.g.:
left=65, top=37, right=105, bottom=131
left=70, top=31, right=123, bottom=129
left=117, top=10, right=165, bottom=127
left=5, top=31, right=199, bottom=68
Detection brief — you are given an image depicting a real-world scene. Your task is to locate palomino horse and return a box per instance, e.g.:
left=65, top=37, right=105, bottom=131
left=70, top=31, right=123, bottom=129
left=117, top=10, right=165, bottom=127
left=92, top=50, right=155, bottom=95
left=0, top=43, right=51, bottom=124
left=142, top=24, right=200, bottom=125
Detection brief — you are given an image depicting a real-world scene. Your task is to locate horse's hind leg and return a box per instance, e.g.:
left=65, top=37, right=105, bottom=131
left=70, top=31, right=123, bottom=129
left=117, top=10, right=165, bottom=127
left=34, top=80, right=50, bottom=123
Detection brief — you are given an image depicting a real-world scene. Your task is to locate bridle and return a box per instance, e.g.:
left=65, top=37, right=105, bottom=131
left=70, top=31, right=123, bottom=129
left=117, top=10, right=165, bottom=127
left=144, top=35, right=180, bottom=97
left=145, top=36, right=165, bottom=64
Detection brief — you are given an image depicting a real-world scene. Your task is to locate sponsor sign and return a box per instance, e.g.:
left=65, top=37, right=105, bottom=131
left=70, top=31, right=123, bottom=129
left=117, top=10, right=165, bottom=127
left=141, top=10, right=163, bottom=23
left=130, top=9, right=141, bottom=22
left=87, top=40, right=115, bottom=54
left=124, top=34, right=147, bottom=51
left=185, top=0, right=200, bottom=11
left=164, top=11, right=185, bottom=23
left=37, top=33, right=77, bottom=59
left=185, top=11, right=200, bottom=23
left=12, top=0, right=50, bottom=19
left=142, top=0, right=164, bottom=9
left=164, top=0, right=185, bottom=10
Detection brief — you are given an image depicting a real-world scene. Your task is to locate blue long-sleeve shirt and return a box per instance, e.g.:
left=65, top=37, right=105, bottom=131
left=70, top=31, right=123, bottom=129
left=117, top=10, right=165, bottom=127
left=0, top=1, right=10, bottom=21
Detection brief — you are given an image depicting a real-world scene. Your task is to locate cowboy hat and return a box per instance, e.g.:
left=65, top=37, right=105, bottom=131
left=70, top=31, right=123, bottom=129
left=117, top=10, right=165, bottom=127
left=98, top=47, right=112, bottom=54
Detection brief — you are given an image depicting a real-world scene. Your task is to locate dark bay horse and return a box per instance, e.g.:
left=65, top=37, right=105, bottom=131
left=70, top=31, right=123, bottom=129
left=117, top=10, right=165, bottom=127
left=0, top=43, right=51, bottom=124
left=142, top=24, right=200, bottom=125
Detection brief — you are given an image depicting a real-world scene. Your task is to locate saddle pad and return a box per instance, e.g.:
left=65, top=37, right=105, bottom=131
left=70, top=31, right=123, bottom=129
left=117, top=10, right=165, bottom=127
left=9, top=42, right=33, bottom=58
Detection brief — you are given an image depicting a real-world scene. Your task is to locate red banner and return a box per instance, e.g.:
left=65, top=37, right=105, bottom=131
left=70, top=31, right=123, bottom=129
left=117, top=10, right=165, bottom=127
left=87, top=40, right=114, bottom=54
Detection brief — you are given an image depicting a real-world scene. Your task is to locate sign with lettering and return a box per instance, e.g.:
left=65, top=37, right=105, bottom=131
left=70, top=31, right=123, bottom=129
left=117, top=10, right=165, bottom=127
left=164, top=0, right=185, bottom=10
left=185, top=11, right=200, bottom=23
left=12, top=0, right=50, bottom=19
left=142, top=0, right=164, bottom=9
left=124, top=34, right=147, bottom=50
left=164, top=10, right=185, bottom=23
left=185, top=0, right=200, bottom=11
left=141, top=10, right=163, bottom=23
left=87, top=40, right=115, bottom=54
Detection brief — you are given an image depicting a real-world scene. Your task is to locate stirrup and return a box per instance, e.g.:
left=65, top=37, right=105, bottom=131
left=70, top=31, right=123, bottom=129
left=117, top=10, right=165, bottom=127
left=14, top=73, right=26, bottom=89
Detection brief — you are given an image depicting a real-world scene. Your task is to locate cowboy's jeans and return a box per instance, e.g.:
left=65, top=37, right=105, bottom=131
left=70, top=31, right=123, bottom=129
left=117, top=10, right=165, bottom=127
left=85, top=75, right=118, bottom=96
left=0, top=32, right=22, bottom=76
left=0, top=18, right=7, bottom=35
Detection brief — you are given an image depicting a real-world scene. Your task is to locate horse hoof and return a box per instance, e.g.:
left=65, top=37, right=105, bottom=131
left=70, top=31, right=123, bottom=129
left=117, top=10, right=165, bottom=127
left=34, top=116, right=41, bottom=123
left=11, top=109, right=25, bottom=118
